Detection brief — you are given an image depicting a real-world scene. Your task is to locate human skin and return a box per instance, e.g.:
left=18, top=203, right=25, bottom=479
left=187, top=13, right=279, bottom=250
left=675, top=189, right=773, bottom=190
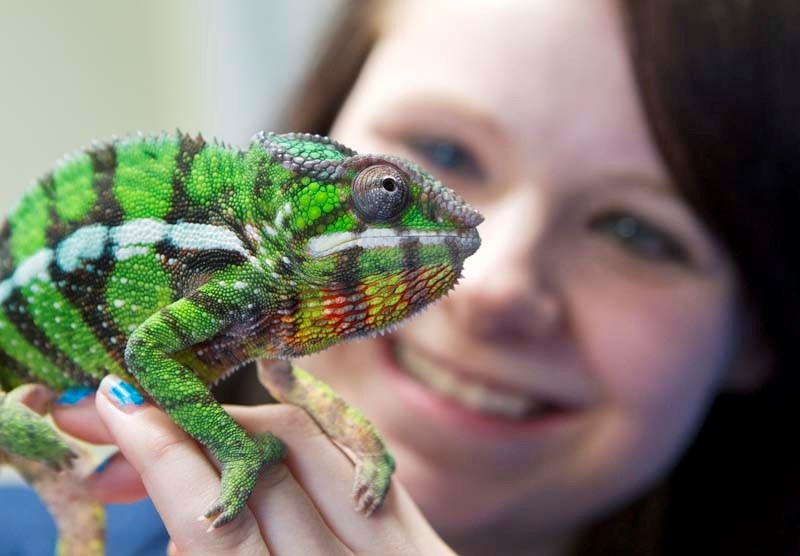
left=299, top=0, right=752, bottom=553
left=50, top=1, right=758, bottom=555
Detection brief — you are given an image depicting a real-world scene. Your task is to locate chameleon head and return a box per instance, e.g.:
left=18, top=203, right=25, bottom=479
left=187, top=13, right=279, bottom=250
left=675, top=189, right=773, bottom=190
left=254, top=132, right=483, bottom=352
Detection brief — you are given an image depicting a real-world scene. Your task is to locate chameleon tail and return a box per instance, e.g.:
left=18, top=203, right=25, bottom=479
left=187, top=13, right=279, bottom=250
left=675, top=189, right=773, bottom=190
left=10, top=453, right=106, bottom=556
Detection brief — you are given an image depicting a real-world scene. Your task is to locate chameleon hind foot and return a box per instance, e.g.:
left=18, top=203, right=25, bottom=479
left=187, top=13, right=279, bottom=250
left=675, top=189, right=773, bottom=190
left=203, top=431, right=287, bottom=530
left=258, top=360, right=396, bottom=516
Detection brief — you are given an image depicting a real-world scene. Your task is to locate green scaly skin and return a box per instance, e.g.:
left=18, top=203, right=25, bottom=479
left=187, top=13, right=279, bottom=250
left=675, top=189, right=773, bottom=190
left=0, top=131, right=482, bottom=552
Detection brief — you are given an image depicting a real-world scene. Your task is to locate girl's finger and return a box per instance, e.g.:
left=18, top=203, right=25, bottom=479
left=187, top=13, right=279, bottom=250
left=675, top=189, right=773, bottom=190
left=95, top=375, right=269, bottom=556
left=53, top=388, right=149, bottom=502
left=85, top=452, right=148, bottom=503
left=52, top=389, right=115, bottom=444
left=244, top=456, right=352, bottom=555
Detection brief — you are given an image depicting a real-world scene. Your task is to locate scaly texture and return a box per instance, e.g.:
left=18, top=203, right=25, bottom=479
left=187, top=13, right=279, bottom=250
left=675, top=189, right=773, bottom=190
left=0, top=131, right=482, bottom=553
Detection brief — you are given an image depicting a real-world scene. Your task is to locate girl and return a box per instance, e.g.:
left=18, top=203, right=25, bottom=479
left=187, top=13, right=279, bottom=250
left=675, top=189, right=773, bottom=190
left=52, top=1, right=800, bottom=554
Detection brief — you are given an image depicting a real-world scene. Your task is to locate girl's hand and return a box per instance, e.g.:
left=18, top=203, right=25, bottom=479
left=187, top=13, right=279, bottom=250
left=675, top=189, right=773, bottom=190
left=52, top=371, right=454, bottom=556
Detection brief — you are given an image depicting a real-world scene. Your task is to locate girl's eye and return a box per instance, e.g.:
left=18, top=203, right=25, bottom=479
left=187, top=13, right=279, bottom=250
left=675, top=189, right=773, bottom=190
left=405, top=136, right=486, bottom=180
left=589, top=211, right=691, bottom=265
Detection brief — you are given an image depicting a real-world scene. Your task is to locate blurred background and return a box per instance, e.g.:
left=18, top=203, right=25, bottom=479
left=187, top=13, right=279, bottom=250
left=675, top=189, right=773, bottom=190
left=0, top=0, right=341, bottom=206
left=0, top=0, right=341, bottom=483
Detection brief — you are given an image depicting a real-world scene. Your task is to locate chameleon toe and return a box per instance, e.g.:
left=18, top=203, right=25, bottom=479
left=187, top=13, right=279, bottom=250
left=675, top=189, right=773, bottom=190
left=351, top=456, right=393, bottom=516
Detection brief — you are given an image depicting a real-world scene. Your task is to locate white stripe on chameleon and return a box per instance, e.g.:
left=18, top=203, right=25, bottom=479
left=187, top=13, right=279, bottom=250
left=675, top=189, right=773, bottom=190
left=0, top=249, right=54, bottom=303
left=111, top=218, right=169, bottom=246
left=115, top=245, right=149, bottom=261
left=306, top=228, right=459, bottom=258
left=0, top=279, right=12, bottom=303
left=0, top=220, right=251, bottom=303
left=56, top=224, right=108, bottom=272
left=13, top=249, right=53, bottom=285
left=167, top=223, right=248, bottom=255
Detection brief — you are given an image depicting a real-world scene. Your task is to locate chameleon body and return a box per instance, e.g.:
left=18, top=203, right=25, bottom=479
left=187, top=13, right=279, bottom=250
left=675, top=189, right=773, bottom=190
left=0, top=131, right=482, bottom=554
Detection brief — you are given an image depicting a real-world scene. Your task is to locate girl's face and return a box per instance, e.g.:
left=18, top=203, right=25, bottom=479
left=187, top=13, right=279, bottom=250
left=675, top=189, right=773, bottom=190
left=302, top=0, right=744, bottom=549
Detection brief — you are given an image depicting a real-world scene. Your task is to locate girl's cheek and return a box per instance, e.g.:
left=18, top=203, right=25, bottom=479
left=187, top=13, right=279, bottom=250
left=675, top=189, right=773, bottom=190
left=567, top=265, right=738, bottom=417
left=566, top=274, right=741, bottom=508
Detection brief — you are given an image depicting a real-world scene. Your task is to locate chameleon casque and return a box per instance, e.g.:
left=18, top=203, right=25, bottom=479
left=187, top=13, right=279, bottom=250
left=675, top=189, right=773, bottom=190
left=0, top=131, right=482, bottom=554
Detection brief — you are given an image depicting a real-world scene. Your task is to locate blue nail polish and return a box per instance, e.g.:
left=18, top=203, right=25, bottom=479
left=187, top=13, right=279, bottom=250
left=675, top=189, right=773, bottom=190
left=56, top=387, right=95, bottom=405
left=109, top=380, right=145, bottom=407
left=94, top=454, right=113, bottom=474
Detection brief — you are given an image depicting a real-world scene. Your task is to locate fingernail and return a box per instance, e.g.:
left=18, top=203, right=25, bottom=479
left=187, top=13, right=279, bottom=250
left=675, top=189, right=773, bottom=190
left=56, top=387, right=95, bottom=405
left=94, top=454, right=114, bottom=474
left=102, top=376, right=146, bottom=411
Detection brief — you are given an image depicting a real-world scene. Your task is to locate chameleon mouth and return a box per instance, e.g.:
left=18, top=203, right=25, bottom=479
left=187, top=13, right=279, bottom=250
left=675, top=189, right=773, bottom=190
left=306, top=228, right=480, bottom=258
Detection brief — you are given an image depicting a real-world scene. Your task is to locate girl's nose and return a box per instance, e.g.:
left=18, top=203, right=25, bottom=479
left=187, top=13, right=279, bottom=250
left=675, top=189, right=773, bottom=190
left=451, top=189, right=564, bottom=346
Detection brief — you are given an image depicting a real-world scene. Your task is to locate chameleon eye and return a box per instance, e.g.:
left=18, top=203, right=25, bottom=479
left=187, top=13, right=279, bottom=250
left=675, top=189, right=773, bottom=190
left=351, top=164, right=411, bottom=223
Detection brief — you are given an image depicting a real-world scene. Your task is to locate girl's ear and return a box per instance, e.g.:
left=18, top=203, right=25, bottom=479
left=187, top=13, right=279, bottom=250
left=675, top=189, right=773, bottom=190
left=723, top=316, right=774, bottom=394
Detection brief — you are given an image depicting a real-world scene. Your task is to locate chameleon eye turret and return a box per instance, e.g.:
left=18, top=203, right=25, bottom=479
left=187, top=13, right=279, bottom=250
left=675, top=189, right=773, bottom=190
left=0, top=131, right=482, bottom=552
left=351, top=164, right=410, bottom=223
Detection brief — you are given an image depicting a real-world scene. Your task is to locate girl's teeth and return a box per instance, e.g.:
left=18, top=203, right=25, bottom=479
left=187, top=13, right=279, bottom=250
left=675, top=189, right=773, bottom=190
left=395, top=344, right=539, bottom=419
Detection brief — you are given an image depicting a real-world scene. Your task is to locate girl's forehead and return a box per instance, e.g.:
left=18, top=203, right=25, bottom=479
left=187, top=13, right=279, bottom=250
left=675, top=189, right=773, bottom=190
left=362, top=0, right=665, bottom=186
left=376, top=1, right=622, bottom=96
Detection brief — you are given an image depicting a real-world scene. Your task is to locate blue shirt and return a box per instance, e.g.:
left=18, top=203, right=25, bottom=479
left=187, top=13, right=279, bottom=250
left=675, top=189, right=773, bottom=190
left=0, top=486, right=169, bottom=556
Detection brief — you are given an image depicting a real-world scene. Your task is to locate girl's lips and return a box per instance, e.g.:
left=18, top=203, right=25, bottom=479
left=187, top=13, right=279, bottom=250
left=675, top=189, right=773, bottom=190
left=394, top=340, right=546, bottom=418
left=376, top=337, right=584, bottom=437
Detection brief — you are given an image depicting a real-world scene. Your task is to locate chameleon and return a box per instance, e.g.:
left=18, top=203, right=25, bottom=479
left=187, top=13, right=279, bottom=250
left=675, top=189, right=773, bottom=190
left=0, top=131, right=482, bottom=554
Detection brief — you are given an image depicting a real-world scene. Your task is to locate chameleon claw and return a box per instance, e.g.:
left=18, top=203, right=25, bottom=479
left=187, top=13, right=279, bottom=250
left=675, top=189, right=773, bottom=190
left=354, top=486, right=383, bottom=517
left=201, top=500, right=224, bottom=522
left=200, top=493, right=244, bottom=530
left=358, top=496, right=380, bottom=517
left=351, top=458, right=391, bottom=516
left=207, top=509, right=237, bottom=531
left=45, top=446, right=80, bottom=472
left=199, top=507, right=227, bottom=533
left=352, top=464, right=389, bottom=517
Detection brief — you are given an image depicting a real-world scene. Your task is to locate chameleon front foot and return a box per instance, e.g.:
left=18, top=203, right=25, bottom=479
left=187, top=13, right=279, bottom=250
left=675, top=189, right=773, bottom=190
left=353, top=451, right=396, bottom=516
left=202, top=431, right=287, bottom=530
left=258, top=361, right=397, bottom=517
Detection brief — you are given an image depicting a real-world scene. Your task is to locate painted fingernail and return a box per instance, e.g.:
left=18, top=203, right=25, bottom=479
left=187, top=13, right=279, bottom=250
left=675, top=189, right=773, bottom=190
left=103, top=376, right=146, bottom=411
left=56, top=387, right=95, bottom=405
left=94, top=454, right=114, bottom=475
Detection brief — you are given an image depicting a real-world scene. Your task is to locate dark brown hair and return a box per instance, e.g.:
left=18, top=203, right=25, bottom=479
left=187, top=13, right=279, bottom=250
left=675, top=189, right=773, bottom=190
left=279, top=1, right=383, bottom=136
left=609, top=2, right=800, bottom=554
left=280, top=2, right=800, bottom=554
